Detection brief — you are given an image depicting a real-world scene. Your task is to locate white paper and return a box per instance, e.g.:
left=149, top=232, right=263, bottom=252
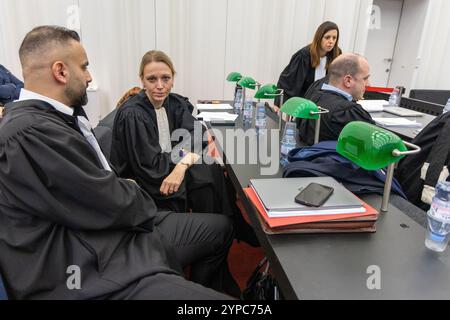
left=197, top=104, right=233, bottom=110
left=373, top=117, right=422, bottom=128
left=357, top=100, right=387, bottom=112
left=196, top=112, right=238, bottom=122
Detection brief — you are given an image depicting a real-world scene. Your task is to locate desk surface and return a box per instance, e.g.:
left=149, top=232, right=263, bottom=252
left=207, top=108, right=450, bottom=300
left=368, top=110, right=435, bottom=141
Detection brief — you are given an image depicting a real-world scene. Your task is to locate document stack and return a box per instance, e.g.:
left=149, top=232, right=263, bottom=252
left=245, top=177, right=378, bottom=234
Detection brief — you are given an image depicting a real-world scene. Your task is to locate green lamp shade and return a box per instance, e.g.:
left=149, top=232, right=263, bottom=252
left=280, top=97, right=320, bottom=120
left=254, top=84, right=279, bottom=99
left=226, top=72, right=242, bottom=82
left=336, top=121, right=408, bottom=171
left=238, top=77, right=257, bottom=90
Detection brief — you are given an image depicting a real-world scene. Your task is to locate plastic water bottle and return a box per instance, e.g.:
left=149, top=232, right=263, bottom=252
left=425, top=181, right=450, bottom=253
left=280, top=122, right=296, bottom=166
left=255, top=102, right=266, bottom=129
left=388, top=88, right=399, bottom=107
left=233, top=87, right=243, bottom=113
left=243, top=99, right=253, bottom=124
left=443, top=99, right=450, bottom=114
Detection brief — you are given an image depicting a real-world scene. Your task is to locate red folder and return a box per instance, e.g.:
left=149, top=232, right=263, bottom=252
left=244, top=187, right=378, bottom=229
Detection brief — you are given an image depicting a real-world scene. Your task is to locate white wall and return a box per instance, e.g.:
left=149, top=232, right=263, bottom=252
left=388, top=0, right=429, bottom=91
left=412, top=0, right=450, bottom=91
left=0, top=0, right=373, bottom=124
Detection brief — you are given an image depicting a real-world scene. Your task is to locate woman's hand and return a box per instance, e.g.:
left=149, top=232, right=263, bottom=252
left=160, top=151, right=200, bottom=196
left=160, top=165, right=187, bottom=196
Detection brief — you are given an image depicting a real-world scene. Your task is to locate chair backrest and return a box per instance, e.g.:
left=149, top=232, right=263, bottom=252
left=400, top=97, right=444, bottom=116
left=0, top=271, right=8, bottom=300
left=410, top=89, right=450, bottom=106
left=93, top=108, right=118, bottom=161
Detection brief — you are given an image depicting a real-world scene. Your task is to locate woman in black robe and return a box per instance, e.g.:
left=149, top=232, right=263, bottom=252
left=111, top=50, right=258, bottom=247
left=275, top=21, right=342, bottom=109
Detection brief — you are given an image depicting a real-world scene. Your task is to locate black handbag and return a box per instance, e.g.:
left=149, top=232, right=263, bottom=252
left=241, top=257, right=283, bottom=300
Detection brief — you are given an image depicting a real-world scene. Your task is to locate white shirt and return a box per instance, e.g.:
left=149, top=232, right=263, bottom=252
left=314, top=56, right=327, bottom=81
left=18, top=89, right=112, bottom=172
left=155, top=107, right=172, bottom=153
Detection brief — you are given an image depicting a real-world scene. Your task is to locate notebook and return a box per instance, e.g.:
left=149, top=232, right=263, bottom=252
left=383, top=107, right=424, bottom=117
left=249, top=177, right=365, bottom=217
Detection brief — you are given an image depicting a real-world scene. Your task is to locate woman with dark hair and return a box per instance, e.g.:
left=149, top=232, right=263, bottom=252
left=110, top=50, right=258, bottom=248
left=275, top=21, right=341, bottom=108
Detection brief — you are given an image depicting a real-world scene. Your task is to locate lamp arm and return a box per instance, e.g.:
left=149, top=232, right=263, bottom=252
left=263, top=93, right=282, bottom=98
left=392, top=142, right=421, bottom=157
left=310, top=106, right=329, bottom=115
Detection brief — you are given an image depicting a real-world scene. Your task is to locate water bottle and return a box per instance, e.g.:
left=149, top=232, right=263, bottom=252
left=388, top=88, right=399, bottom=107
left=280, top=122, right=296, bottom=166
left=233, top=86, right=243, bottom=113
left=425, top=181, right=450, bottom=253
left=443, top=98, right=450, bottom=114
left=255, top=102, right=266, bottom=129
left=243, top=99, right=253, bottom=124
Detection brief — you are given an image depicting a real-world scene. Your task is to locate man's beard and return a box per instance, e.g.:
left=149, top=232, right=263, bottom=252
left=65, top=85, right=88, bottom=108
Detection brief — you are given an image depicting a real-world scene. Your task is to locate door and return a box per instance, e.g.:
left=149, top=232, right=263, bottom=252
left=364, top=0, right=404, bottom=87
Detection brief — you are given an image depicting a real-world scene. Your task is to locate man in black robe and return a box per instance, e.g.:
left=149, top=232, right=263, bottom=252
left=0, top=26, right=235, bottom=300
left=299, top=53, right=375, bottom=145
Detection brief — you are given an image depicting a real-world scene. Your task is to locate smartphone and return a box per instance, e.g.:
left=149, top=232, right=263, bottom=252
left=295, top=183, right=334, bottom=207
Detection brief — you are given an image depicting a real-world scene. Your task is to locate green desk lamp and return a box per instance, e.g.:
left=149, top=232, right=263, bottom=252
left=280, top=97, right=329, bottom=144
left=337, top=121, right=421, bottom=212
left=226, top=72, right=242, bottom=83
left=255, top=83, right=285, bottom=124
left=238, top=76, right=261, bottom=109
left=226, top=72, right=243, bottom=109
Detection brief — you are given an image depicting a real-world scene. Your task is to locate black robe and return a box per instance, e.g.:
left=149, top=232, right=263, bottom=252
left=0, top=100, right=179, bottom=299
left=396, top=112, right=450, bottom=210
left=299, top=89, right=375, bottom=145
left=110, top=91, right=234, bottom=215
left=275, top=46, right=315, bottom=106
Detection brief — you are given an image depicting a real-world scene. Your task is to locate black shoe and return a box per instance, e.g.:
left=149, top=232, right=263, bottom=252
left=234, top=214, right=260, bottom=248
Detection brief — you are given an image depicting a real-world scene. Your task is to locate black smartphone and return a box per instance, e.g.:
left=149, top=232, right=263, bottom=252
left=295, top=183, right=334, bottom=207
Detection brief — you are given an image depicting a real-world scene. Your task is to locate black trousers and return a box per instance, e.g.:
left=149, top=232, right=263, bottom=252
left=109, top=212, right=235, bottom=300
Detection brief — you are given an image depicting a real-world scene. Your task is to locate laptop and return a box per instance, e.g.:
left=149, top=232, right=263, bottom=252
left=383, top=107, right=424, bottom=117
left=250, top=177, right=364, bottom=217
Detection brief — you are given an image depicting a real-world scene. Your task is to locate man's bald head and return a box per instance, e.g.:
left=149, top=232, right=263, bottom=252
left=328, top=53, right=370, bottom=101
left=19, top=25, right=81, bottom=75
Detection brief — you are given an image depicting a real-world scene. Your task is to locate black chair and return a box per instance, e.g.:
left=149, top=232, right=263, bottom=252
left=399, top=97, right=444, bottom=116
left=93, top=108, right=118, bottom=161
left=410, top=89, right=450, bottom=106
